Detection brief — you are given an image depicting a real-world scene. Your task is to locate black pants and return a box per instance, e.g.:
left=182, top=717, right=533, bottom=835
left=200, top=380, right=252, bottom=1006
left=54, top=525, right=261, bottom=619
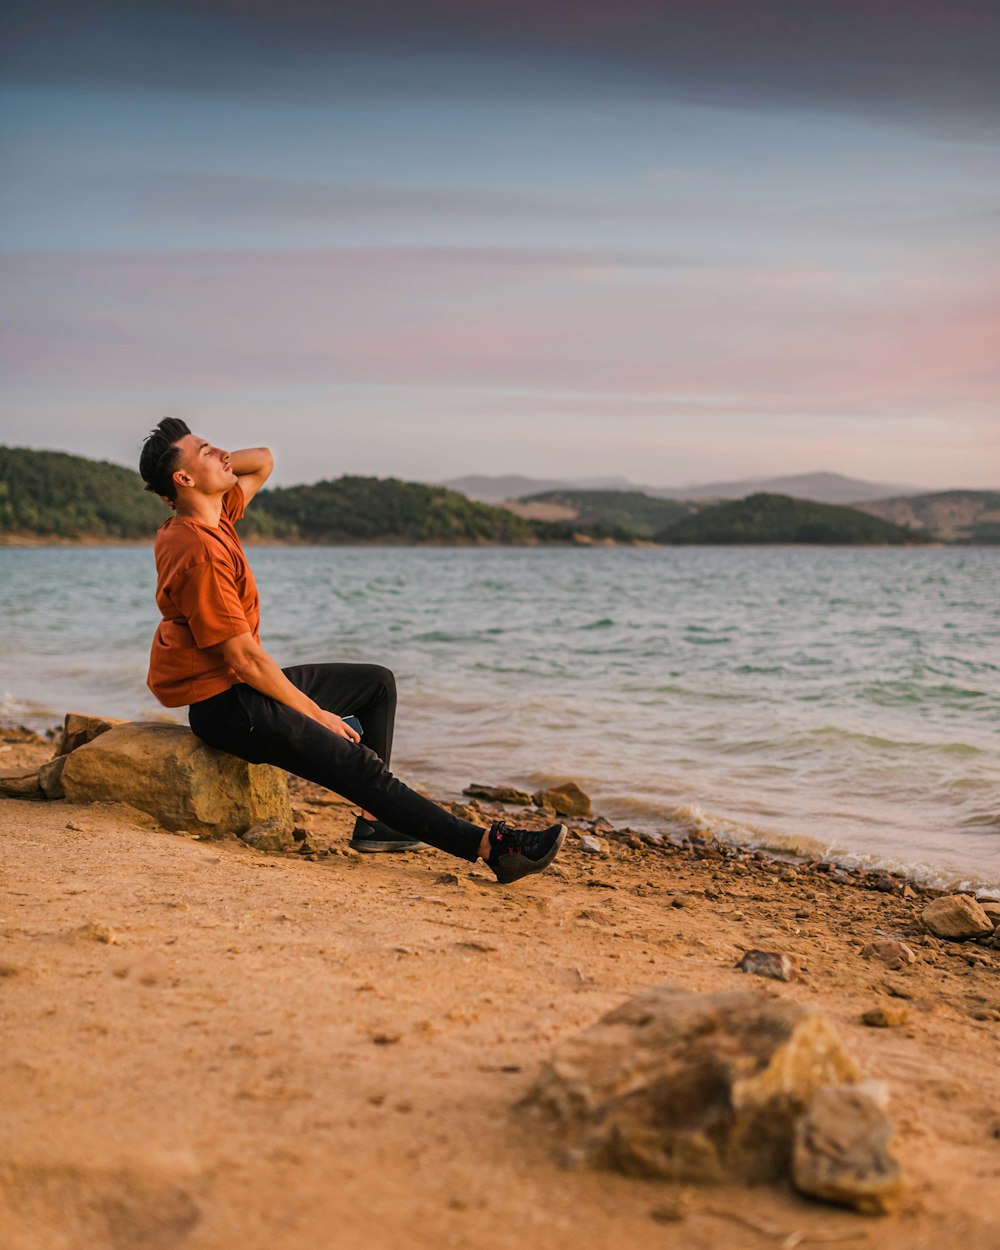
left=188, top=663, right=483, bottom=861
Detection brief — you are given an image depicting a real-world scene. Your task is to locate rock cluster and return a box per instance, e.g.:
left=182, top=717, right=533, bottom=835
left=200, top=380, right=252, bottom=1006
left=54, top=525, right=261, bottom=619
left=1, top=712, right=292, bottom=839
left=523, top=983, right=901, bottom=1214
left=463, top=778, right=593, bottom=819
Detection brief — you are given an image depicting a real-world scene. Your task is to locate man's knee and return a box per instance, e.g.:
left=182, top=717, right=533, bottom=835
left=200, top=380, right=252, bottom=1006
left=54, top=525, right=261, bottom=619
left=369, top=665, right=396, bottom=699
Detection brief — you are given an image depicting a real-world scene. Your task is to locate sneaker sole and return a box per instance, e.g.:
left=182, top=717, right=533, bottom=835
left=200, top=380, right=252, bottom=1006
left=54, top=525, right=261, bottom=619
left=349, top=839, right=430, bottom=853
left=493, top=824, right=566, bottom=884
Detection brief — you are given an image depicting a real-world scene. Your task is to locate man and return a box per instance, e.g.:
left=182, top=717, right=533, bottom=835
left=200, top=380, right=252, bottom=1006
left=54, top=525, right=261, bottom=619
left=139, top=418, right=564, bottom=883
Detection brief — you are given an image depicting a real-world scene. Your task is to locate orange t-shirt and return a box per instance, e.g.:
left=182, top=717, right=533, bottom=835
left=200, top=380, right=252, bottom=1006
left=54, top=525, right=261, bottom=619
left=147, top=484, right=261, bottom=707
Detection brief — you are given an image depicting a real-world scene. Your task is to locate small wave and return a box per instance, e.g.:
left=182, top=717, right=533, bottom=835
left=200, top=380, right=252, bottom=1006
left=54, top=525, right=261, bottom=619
left=412, top=630, right=497, bottom=644
left=0, top=691, right=63, bottom=731
left=664, top=803, right=1000, bottom=894
left=580, top=618, right=614, bottom=630
left=801, top=725, right=987, bottom=756
left=669, top=803, right=836, bottom=861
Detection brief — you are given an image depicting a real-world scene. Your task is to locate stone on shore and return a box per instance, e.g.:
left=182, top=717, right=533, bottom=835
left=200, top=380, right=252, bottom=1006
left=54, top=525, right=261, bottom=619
left=240, top=819, right=296, bottom=854
left=922, top=894, right=993, bottom=940
left=736, top=949, right=800, bottom=982
left=533, top=781, right=592, bottom=818
left=463, top=783, right=533, bottom=806
left=0, top=771, right=43, bottom=799
left=60, top=722, right=292, bottom=838
left=979, top=901, right=1000, bottom=928
left=860, top=939, right=917, bottom=970
left=523, top=984, right=859, bottom=1184
left=578, top=834, right=608, bottom=855
left=38, top=754, right=69, bottom=800
left=792, top=1083, right=904, bottom=1214
left=861, top=1004, right=909, bottom=1028
left=53, top=712, right=126, bottom=758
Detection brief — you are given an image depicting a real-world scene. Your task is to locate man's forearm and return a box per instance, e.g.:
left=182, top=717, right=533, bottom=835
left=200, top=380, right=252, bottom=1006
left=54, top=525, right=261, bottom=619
left=230, top=645, right=320, bottom=720
left=228, top=447, right=272, bottom=476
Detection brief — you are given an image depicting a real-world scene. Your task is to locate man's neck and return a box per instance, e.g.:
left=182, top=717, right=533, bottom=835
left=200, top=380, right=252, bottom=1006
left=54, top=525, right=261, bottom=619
left=173, top=490, right=225, bottom=527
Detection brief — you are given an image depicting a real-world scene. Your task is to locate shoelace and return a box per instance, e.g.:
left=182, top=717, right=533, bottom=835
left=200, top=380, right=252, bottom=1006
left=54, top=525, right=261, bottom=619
left=489, top=821, right=537, bottom=853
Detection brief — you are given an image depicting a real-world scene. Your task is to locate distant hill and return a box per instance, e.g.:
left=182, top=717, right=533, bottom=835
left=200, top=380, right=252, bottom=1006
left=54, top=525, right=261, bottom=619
left=857, top=491, right=1000, bottom=544
left=506, top=488, right=694, bottom=540
left=438, top=474, right=636, bottom=503
left=439, top=470, right=918, bottom=506
left=654, top=471, right=915, bottom=505
left=656, top=493, right=927, bottom=545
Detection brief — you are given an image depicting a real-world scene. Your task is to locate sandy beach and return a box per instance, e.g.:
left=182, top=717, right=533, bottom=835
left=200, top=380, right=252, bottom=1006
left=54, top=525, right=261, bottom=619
left=2, top=732, right=1000, bottom=1250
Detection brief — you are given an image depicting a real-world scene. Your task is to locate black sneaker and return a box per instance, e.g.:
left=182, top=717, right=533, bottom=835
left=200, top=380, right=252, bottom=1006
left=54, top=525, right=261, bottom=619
left=349, top=817, right=429, bottom=853
left=486, top=820, right=566, bottom=884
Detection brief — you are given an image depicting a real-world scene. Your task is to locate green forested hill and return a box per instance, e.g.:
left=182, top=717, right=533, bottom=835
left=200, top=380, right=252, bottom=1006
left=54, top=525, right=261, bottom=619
left=0, top=446, right=166, bottom=538
left=0, top=445, right=296, bottom=540
left=0, top=447, right=560, bottom=544
left=257, top=476, right=539, bottom=544
left=516, top=488, right=693, bottom=539
left=656, top=492, right=926, bottom=545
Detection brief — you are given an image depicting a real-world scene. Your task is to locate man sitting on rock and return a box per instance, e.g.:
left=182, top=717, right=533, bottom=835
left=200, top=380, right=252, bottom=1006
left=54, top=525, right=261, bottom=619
left=139, top=418, right=564, bottom=883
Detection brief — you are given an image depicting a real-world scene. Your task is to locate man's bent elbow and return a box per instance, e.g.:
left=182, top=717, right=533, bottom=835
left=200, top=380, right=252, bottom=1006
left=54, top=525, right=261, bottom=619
left=217, top=633, right=261, bottom=678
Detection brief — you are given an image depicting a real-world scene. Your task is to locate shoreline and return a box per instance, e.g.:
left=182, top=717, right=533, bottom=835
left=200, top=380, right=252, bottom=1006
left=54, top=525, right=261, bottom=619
left=2, top=764, right=999, bottom=1248
left=0, top=533, right=952, bottom=549
left=2, top=722, right=998, bottom=898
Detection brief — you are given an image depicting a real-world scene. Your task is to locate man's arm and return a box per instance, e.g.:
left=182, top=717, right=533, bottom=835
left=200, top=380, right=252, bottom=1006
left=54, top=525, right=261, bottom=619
left=215, top=632, right=360, bottom=742
left=228, top=447, right=274, bottom=505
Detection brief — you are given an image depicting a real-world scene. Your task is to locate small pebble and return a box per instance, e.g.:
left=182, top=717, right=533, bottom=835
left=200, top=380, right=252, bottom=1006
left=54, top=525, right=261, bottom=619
left=862, top=1005, right=910, bottom=1028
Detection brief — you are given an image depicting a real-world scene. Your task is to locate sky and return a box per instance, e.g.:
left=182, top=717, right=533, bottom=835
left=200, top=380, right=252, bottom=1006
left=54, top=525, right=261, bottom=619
left=1, top=0, right=998, bottom=490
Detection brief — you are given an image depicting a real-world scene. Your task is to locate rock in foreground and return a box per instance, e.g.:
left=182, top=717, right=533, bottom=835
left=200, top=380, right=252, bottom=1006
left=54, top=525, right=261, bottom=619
left=793, top=1084, right=903, bottom=1214
left=523, top=984, right=859, bottom=1183
left=60, top=722, right=292, bottom=837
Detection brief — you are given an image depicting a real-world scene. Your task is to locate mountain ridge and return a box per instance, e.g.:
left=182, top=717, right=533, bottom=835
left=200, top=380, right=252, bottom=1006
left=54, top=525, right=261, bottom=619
left=441, top=470, right=928, bottom=505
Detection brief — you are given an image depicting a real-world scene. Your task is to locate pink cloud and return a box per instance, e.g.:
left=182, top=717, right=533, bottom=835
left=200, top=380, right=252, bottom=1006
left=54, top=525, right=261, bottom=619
left=1, top=247, right=996, bottom=421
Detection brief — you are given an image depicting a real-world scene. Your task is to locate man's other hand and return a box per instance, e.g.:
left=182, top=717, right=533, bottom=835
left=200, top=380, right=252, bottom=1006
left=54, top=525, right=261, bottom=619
left=313, top=709, right=361, bottom=743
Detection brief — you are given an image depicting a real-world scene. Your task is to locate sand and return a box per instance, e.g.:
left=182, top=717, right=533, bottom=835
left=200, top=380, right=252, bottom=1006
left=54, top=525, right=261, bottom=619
left=2, top=756, right=1000, bottom=1250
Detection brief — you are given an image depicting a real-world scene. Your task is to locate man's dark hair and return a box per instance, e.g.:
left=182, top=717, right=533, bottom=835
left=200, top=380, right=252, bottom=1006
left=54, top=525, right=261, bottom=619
left=139, top=418, right=192, bottom=501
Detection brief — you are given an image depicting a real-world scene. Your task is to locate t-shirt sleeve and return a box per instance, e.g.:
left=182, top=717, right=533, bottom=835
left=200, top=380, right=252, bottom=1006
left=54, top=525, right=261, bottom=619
left=222, top=483, right=246, bottom=523
left=172, top=557, right=251, bottom=649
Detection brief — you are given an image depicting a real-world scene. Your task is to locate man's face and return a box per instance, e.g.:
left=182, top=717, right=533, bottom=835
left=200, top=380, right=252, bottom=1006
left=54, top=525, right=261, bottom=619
left=173, top=433, right=238, bottom=496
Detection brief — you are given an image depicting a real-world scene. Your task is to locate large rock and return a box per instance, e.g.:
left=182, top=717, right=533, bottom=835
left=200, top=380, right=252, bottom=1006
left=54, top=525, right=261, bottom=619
left=922, top=894, right=993, bottom=940
left=523, top=984, right=859, bottom=1183
left=60, top=722, right=292, bottom=837
left=792, top=1084, right=903, bottom=1214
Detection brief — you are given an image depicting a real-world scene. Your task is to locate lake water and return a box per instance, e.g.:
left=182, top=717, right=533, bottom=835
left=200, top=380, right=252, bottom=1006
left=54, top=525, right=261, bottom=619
left=1, top=544, right=998, bottom=892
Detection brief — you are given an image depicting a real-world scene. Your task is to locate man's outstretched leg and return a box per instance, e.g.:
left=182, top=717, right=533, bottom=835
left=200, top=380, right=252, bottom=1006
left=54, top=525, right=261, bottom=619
left=188, top=683, right=566, bottom=883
